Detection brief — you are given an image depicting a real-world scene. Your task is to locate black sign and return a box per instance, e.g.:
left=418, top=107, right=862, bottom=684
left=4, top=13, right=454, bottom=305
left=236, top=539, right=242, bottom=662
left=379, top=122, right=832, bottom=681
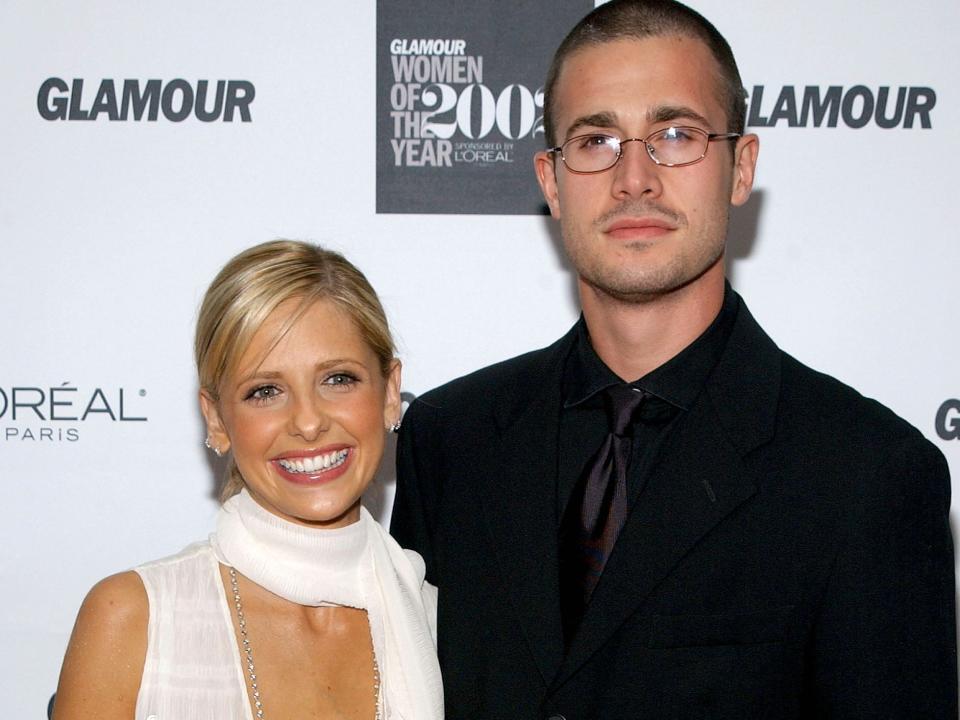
left=376, top=0, right=591, bottom=215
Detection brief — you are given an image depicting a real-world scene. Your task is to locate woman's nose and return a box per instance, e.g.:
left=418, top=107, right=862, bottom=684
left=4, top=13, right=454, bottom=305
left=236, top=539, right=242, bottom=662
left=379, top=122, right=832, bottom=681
left=289, top=395, right=329, bottom=442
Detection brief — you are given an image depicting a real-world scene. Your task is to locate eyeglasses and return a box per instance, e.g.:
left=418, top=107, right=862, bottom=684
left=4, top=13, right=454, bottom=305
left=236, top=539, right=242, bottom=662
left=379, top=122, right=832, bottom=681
left=547, top=126, right=741, bottom=174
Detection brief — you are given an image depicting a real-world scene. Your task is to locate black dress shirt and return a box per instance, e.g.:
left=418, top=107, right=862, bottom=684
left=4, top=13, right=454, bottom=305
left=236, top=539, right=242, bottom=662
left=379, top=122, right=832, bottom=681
left=557, top=284, right=740, bottom=519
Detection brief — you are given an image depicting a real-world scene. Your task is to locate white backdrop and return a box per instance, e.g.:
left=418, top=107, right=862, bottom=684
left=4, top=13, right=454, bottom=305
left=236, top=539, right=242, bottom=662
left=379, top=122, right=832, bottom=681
left=2, top=2, right=958, bottom=716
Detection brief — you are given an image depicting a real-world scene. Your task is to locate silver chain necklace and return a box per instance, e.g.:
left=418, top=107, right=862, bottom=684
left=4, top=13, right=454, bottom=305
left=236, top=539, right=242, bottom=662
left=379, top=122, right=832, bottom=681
left=229, top=567, right=382, bottom=720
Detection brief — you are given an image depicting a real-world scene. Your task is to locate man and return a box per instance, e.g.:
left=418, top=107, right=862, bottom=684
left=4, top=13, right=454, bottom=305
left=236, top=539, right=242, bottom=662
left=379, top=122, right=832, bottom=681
left=391, top=1, right=958, bottom=718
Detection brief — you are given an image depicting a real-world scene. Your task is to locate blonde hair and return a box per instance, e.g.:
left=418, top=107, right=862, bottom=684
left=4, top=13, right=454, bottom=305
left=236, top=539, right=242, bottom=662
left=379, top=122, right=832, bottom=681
left=195, top=240, right=396, bottom=501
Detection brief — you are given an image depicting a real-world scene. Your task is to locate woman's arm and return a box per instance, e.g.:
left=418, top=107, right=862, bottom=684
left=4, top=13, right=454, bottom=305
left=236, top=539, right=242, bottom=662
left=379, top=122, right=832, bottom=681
left=52, top=571, right=148, bottom=720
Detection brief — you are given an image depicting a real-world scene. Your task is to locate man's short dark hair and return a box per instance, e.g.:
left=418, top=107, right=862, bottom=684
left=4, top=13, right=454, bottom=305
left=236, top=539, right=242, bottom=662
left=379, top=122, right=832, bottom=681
left=543, top=0, right=747, bottom=147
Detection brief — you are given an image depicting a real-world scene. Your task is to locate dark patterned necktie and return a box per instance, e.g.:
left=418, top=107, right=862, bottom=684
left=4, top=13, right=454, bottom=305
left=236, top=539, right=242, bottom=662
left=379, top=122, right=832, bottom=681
left=559, top=384, right=648, bottom=644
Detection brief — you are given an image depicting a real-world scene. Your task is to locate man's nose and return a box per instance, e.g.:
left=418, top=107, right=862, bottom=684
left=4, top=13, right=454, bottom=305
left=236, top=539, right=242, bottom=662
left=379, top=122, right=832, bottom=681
left=610, top=138, right=663, bottom=199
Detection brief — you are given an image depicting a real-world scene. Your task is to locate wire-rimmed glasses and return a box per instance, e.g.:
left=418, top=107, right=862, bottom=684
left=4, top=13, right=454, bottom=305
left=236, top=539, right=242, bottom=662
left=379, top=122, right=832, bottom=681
left=547, top=126, right=741, bottom=173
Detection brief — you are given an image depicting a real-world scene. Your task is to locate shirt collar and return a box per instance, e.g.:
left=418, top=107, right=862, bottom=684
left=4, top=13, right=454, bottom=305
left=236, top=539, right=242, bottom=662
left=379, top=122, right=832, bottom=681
left=562, top=282, right=740, bottom=411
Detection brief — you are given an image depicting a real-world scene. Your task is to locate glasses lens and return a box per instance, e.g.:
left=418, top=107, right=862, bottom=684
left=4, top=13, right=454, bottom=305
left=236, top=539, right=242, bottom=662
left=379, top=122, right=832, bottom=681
left=562, top=134, right=619, bottom=172
left=647, top=127, right=708, bottom=166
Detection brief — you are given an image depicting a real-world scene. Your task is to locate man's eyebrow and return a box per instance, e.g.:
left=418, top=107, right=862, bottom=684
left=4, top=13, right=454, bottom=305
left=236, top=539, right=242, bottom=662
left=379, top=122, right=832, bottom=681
left=648, top=104, right=712, bottom=128
left=563, top=112, right=619, bottom=141
left=562, top=105, right=715, bottom=143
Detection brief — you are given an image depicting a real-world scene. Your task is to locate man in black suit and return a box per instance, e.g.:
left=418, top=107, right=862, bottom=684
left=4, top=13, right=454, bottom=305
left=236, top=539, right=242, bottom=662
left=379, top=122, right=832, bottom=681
left=391, top=1, right=957, bottom=717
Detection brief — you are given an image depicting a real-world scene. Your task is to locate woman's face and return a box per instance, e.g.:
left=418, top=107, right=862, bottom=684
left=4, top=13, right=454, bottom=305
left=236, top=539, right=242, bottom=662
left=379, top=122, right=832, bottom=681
left=200, top=298, right=401, bottom=528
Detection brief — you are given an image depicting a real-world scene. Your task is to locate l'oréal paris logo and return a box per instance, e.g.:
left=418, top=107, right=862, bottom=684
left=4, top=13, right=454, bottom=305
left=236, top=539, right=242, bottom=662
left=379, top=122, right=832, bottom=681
left=0, top=383, right=148, bottom=443
left=747, top=85, right=935, bottom=129
left=37, top=78, right=255, bottom=122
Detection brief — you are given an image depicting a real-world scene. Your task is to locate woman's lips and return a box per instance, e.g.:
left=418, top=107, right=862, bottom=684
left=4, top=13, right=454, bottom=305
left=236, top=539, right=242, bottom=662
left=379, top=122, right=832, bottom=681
left=271, top=446, right=352, bottom=484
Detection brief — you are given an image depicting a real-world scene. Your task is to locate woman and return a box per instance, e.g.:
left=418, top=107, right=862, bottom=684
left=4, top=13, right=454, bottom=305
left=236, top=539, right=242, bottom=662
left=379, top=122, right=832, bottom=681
left=52, top=240, right=442, bottom=720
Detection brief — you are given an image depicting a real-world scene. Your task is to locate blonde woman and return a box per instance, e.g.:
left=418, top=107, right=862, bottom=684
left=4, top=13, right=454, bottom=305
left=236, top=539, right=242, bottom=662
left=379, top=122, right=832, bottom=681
left=53, top=240, right=442, bottom=720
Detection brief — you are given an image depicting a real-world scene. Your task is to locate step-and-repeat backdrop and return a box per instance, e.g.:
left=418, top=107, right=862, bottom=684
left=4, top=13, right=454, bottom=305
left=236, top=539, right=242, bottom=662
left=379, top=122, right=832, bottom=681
left=2, top=1, right=957, bottom=715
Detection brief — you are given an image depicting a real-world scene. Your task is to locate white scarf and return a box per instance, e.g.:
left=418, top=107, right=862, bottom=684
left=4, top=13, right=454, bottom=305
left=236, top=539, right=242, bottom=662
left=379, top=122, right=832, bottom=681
left=211, top=490, right=443, bottom=720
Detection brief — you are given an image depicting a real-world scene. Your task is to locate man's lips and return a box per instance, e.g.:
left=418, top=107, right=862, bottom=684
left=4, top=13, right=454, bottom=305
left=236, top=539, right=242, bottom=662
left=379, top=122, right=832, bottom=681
left=604, top=217, right=677, bottom=240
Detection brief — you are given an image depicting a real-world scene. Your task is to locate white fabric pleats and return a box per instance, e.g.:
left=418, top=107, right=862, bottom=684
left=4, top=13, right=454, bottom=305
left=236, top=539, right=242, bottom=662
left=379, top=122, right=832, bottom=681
left=134, top=491, right=442, bottom=720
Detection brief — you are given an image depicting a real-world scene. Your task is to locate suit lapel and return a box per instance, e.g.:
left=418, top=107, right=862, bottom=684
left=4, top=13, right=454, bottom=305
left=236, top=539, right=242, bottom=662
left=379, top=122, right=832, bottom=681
left=477, top=329, right=575, bottom=686
left=550, top=298, right=781, bottom=690
left=552, top=394, right=756, bottom=686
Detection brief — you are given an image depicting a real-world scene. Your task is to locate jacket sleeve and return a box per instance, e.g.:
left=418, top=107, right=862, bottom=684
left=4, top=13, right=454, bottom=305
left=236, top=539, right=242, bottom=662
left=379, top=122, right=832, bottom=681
left=390, top=396, right=444, bottom=586
left=806, top=434, right=957, bottom=718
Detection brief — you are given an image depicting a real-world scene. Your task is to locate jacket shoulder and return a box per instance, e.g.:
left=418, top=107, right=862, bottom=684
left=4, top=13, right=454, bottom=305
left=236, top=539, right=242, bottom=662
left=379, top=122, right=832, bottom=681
left=412, top=329, right=573, bottom=413
left=778, top=352, right=927, bottom=445
left=723, top=294, right=931, bottom=449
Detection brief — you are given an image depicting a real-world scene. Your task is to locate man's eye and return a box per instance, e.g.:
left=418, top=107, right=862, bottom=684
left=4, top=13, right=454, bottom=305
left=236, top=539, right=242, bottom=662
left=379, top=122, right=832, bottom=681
left=577, top=134, right=615, bottom=151
left=660, top=127, right=696, bottom=142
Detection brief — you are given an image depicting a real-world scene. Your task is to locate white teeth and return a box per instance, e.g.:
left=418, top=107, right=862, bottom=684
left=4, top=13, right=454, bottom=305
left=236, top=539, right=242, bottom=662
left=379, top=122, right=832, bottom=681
left=278, top=449, right=348, bottom=474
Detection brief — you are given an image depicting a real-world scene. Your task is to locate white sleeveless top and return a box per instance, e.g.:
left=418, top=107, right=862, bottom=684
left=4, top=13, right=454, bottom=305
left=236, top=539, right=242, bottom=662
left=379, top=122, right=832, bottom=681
left=132, top=492, right=442, bottom=720
left=134, top=542, right=251, bottom=720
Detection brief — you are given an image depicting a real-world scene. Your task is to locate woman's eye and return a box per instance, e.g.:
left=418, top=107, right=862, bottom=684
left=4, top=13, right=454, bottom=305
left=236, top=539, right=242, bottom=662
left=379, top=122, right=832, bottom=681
left=245, top=385, right=281, bottom=402
left=324, top=373, right=358, bottom=387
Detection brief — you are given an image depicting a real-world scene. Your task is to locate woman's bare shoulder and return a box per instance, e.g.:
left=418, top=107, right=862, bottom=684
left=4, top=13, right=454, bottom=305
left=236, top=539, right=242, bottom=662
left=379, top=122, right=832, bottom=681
left=80, top=570, right=149, bottom=626
left=52, top=571, right=148, bottom=720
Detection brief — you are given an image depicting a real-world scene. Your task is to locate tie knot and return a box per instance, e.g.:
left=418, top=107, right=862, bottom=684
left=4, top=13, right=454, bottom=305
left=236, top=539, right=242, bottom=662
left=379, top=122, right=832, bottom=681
left=603, top=385, right=647, bottom=436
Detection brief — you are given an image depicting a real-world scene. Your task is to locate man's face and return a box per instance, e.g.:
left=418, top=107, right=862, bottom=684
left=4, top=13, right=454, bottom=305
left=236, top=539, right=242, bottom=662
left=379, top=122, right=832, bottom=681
left=535, top=35, right=758, bottom=302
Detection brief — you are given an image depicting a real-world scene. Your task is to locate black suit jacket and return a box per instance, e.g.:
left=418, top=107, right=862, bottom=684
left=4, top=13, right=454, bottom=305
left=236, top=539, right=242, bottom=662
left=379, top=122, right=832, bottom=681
left=391, top=296, right=957, bottom=719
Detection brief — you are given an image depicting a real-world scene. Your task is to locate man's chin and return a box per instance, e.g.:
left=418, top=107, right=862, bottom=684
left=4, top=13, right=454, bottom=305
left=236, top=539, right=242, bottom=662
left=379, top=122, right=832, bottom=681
left=578, top=259, right=721, bottom=305
left=580, top=274, right=675, bottom=304
left=577, top=261, right=676, bottom=297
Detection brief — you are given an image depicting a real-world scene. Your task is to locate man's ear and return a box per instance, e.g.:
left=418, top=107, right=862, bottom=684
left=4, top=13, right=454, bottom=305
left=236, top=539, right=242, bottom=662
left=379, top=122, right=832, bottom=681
left=730, top=133, right=759, bottom=207
left=534, top=151, right=562, bottom=219
left=199, top=390, right=231, bottom=455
